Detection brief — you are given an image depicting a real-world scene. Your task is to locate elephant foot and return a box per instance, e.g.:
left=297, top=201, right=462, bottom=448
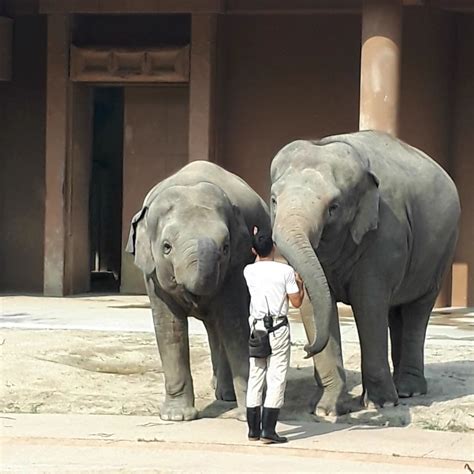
left=217, top=406, right=246, bottom=421
left=313, top=385, right=353, bottom=416
left=235, top=407, right=247, bottom=422
left=215, top=384, right=237, bottom=402
left=211, top=371, right=237, bottom=402
left=160, top=398, right=198, bottom=421
left=362, top=377, right=399, bottom=409
left=212, top=375, right=237, bottom=402
left=361, top=392, right=397, bottom=410
left=395, top=372, right=427, bottom=398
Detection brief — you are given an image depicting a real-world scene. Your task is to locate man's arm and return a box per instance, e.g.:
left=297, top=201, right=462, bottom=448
left=288, top=273, right=304, bottom=308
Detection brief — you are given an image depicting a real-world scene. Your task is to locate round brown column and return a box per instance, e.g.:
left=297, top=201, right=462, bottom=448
left=359, top=0, right=402, bottom=136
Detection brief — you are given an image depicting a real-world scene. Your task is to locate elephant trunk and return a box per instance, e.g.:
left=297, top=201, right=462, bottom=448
left=181, top=237, right=220, bottom=296
left=273, top=213, right=331, bottom=357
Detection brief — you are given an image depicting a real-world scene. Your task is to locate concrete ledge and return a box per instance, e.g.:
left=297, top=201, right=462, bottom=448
left=1, top=413, right=472, bottom=471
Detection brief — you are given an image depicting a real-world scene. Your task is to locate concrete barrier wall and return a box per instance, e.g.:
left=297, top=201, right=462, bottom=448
left=0, top=16, right=46, bottom=293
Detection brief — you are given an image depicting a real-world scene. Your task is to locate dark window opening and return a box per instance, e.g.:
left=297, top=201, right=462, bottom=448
left=89, top=87, right=124, bottom=292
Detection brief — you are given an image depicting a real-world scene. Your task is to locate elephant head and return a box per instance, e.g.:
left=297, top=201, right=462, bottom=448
left=126, top=182, right=250, bottom=305
left=270, top=139, right=380, bottom=357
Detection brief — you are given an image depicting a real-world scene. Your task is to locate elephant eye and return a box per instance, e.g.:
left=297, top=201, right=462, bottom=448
left=223, top=244, right=230, bottom=255
left=163, top=242, right=172, bottom=255
left=271, top=196, right=277, bottom=211
left=328, top=203, right=339, bottom=216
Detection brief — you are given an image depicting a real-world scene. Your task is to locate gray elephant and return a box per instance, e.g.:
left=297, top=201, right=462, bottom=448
left=270, top=131, right=460, bottom=414
left=126, top=161, right=270, bottom=421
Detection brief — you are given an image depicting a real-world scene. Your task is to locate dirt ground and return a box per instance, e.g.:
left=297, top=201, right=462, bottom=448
left=1, top=318, right=473, bottom=433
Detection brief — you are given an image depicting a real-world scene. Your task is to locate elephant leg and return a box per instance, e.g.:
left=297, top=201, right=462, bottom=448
left=300, top=294, right=350, bottom=416
left=351, top=280, right=398, bottom=408
left=388, top=305, right=403, bottom=382
left=395, top=292, right=436, bottom=398
left=216, top=318, right=249, bottom=415
left=212, top=277, right=250, bottom=416
left=146, top=277, right=197, bottom=421
left=204, top=321, right=236, bottom=401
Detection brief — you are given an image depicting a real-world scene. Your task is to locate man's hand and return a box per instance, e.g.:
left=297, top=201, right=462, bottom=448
left=295, top=272, right=304, bottom=289
left=289, top=272, right=305, bottom=308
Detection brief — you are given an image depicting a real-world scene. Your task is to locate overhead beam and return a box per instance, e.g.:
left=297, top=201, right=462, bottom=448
left=3, top=0, right=39, bottom=16
left=70, top=45, right=190, bottom=83
left=37, top=0, right=474, bottom=15
left=40, top=0, right=223, bottom=14
left=28, top=0, right=474, bottom=15
left=224, top=9, right=360, bottom=14
left=434, top=1, right=474, bottom=12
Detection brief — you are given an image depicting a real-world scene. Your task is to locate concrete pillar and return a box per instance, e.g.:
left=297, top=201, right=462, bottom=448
left=44, top=15, right=93, bottom=296
left=0, top=16, right=13, bottom=81
left=359, top=0, right=402, bottom=136
left=188, top=14, right=217, bottom=161
left=44, top=14, right=71, bottom=296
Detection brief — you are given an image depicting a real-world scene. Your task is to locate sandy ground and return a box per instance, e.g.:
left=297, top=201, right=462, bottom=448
left=0, top=295, right=472, bottom=434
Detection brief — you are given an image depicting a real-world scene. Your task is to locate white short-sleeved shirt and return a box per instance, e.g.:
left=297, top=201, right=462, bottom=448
left=243, top=261, right=299, bottom=320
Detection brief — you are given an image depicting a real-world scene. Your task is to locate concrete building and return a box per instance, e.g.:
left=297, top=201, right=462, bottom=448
left=0, top=0, right=472, bottom=306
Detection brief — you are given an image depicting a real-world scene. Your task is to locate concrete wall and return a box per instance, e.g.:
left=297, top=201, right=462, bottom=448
left=0, top=16, right=46, bottom=292
left=217, top=10, right=466, bottom=306
left=451, top=14, right=474, bottom=307
left=121, top=86, right=189, bottom=294
left=66, top=85, right=93, bottom=294
left=1, top=10, right=471, bottom=306
left=398, top=9, right=474, bottom=306
left=399, top=8, right=456, bottom=306
left=399, top=8, right=455, bottom=170
left=217, top=14, right=361, bottom=200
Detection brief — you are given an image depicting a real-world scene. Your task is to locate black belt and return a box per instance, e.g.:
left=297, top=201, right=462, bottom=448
left=267, top=316, right=288, bottom=334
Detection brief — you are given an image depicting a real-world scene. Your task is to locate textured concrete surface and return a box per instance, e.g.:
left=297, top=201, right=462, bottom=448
left=0, top=295, right=473, bottom=472
left=1, top=295, right=472, bottom=341
left=1, top=413, right=473, bottom=472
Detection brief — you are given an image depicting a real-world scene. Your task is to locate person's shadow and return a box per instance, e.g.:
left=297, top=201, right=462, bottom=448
left=276, top=366, right=361, bottom=440
left=198, top=355, right=473, bottom=438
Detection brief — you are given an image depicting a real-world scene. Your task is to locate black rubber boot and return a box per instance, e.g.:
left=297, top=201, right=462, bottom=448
left=246, top=406, right=261, bottom=441
left=260, top=407, right=287, bottom=444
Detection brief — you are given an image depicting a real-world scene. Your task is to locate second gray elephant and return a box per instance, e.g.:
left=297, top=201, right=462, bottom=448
left=270, top=131, right=460, bottom=415
left=126, top=161, right=270, bottom=421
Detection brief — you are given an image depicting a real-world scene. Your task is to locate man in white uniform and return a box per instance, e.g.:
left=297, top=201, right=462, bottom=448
left=243, top=228, right=304, bottom=444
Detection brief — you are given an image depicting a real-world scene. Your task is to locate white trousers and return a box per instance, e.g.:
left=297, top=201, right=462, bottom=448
left=246, top=324, right=291, bottom=409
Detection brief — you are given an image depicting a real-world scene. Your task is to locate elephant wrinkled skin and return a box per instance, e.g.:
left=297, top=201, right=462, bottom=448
left=126, top=161, right=270, bottom=421
left=270, top=131, right=460, bottom=415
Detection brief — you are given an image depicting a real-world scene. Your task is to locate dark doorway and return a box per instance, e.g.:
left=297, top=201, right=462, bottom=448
left=89, top=87, right=124, bottom=292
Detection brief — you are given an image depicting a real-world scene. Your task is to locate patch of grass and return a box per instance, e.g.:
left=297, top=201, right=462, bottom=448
left=420, top=420, right=471, bottom=433
left=137, top=437, right=165, bottom=443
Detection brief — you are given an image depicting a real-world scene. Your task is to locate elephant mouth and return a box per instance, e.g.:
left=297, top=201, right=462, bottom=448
left=178, top=286, right=201, bottom=308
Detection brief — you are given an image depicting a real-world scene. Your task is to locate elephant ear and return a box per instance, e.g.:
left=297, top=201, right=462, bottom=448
left=229, top=204, right=253, bottom=266
left=350, top=171, right=380, bottom=245
left=125, top=207, right=156, bottom=275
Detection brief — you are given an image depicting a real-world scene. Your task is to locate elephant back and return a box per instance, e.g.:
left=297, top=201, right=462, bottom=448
left=143, top=160, right=270, bottom=234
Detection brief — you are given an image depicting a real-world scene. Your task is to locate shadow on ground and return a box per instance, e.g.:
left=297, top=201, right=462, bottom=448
left=1, top=329, right=472, bottom=432
left=280, top=361, right=474, bottom=431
